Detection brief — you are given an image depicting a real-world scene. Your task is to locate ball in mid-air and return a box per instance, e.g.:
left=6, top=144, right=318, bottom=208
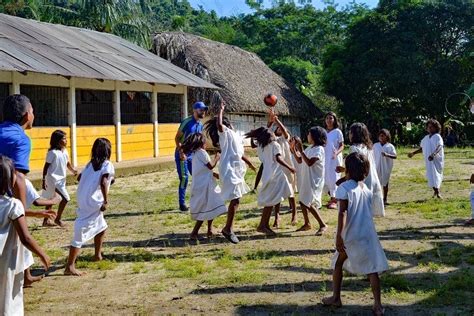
left=264, top=94, right=278, bottom=107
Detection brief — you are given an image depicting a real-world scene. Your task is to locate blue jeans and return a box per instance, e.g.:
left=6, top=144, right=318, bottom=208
left=175, top=150, right=193, bottom=207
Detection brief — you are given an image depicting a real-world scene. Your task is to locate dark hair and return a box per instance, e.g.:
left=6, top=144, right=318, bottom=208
left=309, top=126, right=327, bottom=146
left=345, top=152, right=370, bottom=182
left=349, top=123, right=372, bottom=149
left=49, top=130, right=67, bottom=150
left=245, top=127, right=273, bottom=148
left=323, top=111, right=340, bottom=129
left=204, top=116, right=232, bottom=148
left=91, top=138, right=112, bottom=171
left=378, top=129, right=391, bottom=143
left=2, top=94, right=31, bottom=124
left=181, top=133, right=206, bottom=154
left=426, top=119, right=441, bottom=134
left=0, top=155, right=15, bottom=196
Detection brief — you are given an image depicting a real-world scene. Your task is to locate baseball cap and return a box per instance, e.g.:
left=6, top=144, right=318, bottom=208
left=192, top=101, right=208, bottom=110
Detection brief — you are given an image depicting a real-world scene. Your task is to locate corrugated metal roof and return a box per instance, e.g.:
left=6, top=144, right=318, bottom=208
left=0, top=13, right=217, bottom=89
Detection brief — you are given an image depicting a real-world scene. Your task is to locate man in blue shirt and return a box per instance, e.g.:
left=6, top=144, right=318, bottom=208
left=174, top=101, right=208, bottom=212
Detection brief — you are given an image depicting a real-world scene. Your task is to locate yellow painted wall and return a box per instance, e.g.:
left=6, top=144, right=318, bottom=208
left=26, top=127, right=70, bottom=171
left=158, top=123, right=179, bottom=156
left=121, top=124, right=154, bottom=161
left=77, top=126, right=116, bottom=165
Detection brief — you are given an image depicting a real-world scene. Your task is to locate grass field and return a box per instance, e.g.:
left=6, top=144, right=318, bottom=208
left=24, top=147, right=474, bottom=315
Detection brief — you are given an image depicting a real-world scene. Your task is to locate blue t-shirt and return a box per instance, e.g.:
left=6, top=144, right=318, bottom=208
left=0, top=122, right=31, bottom=173
left=176, top=116, right=203, bottom=158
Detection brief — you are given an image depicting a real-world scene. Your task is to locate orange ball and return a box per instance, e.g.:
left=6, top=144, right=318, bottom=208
left=264, top=94, right=278, bottom=107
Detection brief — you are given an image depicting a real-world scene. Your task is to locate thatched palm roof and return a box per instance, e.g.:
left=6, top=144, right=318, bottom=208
left=152, top=32, right=321, bottom=118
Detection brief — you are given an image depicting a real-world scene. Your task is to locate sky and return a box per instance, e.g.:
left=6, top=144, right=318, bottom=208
left=188, top=0, right=379, bottom=16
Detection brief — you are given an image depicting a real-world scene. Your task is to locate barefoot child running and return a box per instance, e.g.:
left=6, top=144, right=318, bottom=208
left=65, top=138, right=114, bottom=276
left=323, top=112, right=344, bottom=209
left=373, top=129, right=397, bottom=205
left=408, top=119, right=444, bottom=199
left=293, top=127, right=328, bottom=235
left=245, top=127, right=295, bottom=236
left=322, top=152, right=388, bottom=316
left=181, top=133, right=227, bottom=240
left=0, top=155, right=51, bottom=314
left=204, top=101, right=256, bottom=244
left=42, top=130, right=77, bottom=227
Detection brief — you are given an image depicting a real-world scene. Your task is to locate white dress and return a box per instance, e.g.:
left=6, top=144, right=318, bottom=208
left=349, top=144, right=385, bottom=217
left=257, top=142, right=292, bottom=207
left=373, top=142, right=397, bottom=187
left=276, top=135, right=295, bottom=197
left=218, top=126, right=250, bottom=201
left=72, top=161, right=114, bottom=248
left=291, top=153, right=301, bottom=193
left=298, top=145, right=325, bottom=208
left=42, top=149, right=70, bottom=201
left=0, top=196, right=26, bottom=316
left=324, top=129, right=344, bottom=197
left=23, top=179, right=39, bottom=270
left=331, top=180, right=389, bottom=275
left=190, top=149, right=227, bottom=221
left=420, top=134, right=444, bottom=189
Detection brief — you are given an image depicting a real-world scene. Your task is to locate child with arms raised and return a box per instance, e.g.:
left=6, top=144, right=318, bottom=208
left=42, top=129, right=78, bottom=227
left=408, top=119, right=444, bottom=198
left=245, top=127, right=295, bottom=236
left=181, top=133, right=227, bottom=240
left=373, top=129, right=397, bottom=205
left=65, top=138, right=114, bottom=276
left=293, top=127, right=328, bottom=235
left=323, top=152, right=388, bottom=315
left=204, top=101, right=256, bottom=244
left=0, top=155, right=50, bottom=315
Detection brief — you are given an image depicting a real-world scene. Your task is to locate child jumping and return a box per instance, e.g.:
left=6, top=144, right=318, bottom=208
left=245, top=127, right=295, bottom=236
left=42, top=129, right=77, bottom=227
left=323, top=112, right=344, bottom=209
left=204, top=101, right=256, bottom=244
left=0, top=155, right=50, bottom=315
left=322, top=152, right=388, bottom=316
left=65, top=138, right=114, bottom=276
left=408, top=119, right=444, bottom=198
left=181, top=133, right=227, bottom=240
left=293, top=126, right=328, bottom=235
left=373, top=129, right=397, bottom=205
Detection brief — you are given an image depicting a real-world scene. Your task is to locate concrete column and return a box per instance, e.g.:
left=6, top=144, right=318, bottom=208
left=113, top=83, right=122, bottom=162
left=68, top=78, right=78, bottom=167
left=181, top=86, right=188, bottom=119
left=9, top=72, right=20, bottom=94
left=152, top=88, right=159, bottom=157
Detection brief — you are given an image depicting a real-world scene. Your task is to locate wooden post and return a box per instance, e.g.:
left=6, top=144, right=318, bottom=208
left=68, top=78, right=78, bottom=167
left=9, top=72, right=20, bottom=94
left=182, top=86, right=188, bottom=119
left=114, top=83, right=122, bottom=162
left=152, top=87, right=159, bottom=157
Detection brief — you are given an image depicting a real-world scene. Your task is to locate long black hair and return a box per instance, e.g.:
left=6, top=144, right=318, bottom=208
left=349, top=123, right=373, bottom=149
left=91, top=138, right=112, bottom=171
left=245, top=127, right=273, bottom=148
left=181, top=133, right=206, bottom=154
left=49, top=129, right=66, bottom=151
left=345, top=152, right=370, bottom=182
left=308, top=126, right=327, bottom=146
left=323, top=111, right=340, bottom=130
left=204, top=116, right=232, bottom=148
left=0, top=155, right=15, bottom=197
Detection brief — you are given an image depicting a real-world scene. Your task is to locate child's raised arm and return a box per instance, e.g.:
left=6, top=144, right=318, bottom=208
left=267, top=108, right=275, bottom=128
left=206, top=152, right=220, bottom=170
left=275, top=153, right=295, bottom=174
left=217, top=101, right=225, bottom=133
left=336, top=199, right=348, bottom=254
left=274, top=115, right=290, bottom=140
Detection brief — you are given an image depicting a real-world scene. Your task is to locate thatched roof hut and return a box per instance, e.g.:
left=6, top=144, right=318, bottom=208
left=152, top=32, right=321, bottom=137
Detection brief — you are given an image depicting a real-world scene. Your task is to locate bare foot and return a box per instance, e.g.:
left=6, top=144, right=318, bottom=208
left=64, top=266, right=83, bottom=276
left=272, top=218, right=280, bottom=228
left=23, top=274, right=43, bottom=288
left=291, top=216, right=297, bottom=226
left=322, top=296, right=342, bottom=307
left=189, top=234, right=199, bottom=241
left=42, top=219, right=56, bottom=227
left=464, top=218, right=474, bottom=226
left=315, top=225, right=328, bottom=236
left=207, top=231, right=216, bottom=239
left=296, top=224, right=312, bottom=232
left=93, top=254, right=103, bottom=261
left=257, top=226, right=277, bottom=236
left=372, top=305, right=385, bottom=316
left=54, top=219, right=67, bottom=228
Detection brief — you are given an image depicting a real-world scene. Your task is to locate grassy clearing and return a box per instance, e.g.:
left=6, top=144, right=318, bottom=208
left=23, top=147, right=474, bottom=315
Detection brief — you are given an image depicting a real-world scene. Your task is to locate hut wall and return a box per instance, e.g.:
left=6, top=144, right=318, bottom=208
left=158, top=124, right=179, bottom=156
left=26, top=127, right=71, bottom=171
left=77, top=126, right=116, bottom=165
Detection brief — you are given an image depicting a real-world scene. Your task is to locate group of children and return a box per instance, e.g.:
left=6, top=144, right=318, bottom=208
left=0, top=95, right=116, bottom=314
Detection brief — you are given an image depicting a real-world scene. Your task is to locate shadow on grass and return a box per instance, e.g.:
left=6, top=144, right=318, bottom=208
left=378, top=224, right=474, bottom=241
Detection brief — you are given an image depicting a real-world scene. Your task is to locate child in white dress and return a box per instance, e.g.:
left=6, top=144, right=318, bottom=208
left=408, top=119, right=444, bottom=198
left=181, top=133, right=227, bottom=240
left=323, top=112, right=344, bottom=209
left=465, top=173, right=474, bottom=226
left=373, top=129, right=397, bottom=205
left=323, top=152, right=388, bottom=316
left=41, top=130, right=77, bottom=227
left=245, top=127, right=295, bottom=236
left=204, top=102, right=256, bottom=244
left=337, top=123, right=385, bottom=217
left=293, top=126, right=328, bottom=235
left=0, top=155, right=50, bottom=315
left=65, top=138, right=114, bottom=276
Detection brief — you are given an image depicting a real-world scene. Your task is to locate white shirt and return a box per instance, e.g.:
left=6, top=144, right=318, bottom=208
left=46, top=149, right=69, bottom=182
left=373, top=142, right=397, bottom=187
left=77, top=161, right=114, bottom=213
left=25, top=179, right=40, bottom=208
left=298, top=145, right=325, bottom=207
